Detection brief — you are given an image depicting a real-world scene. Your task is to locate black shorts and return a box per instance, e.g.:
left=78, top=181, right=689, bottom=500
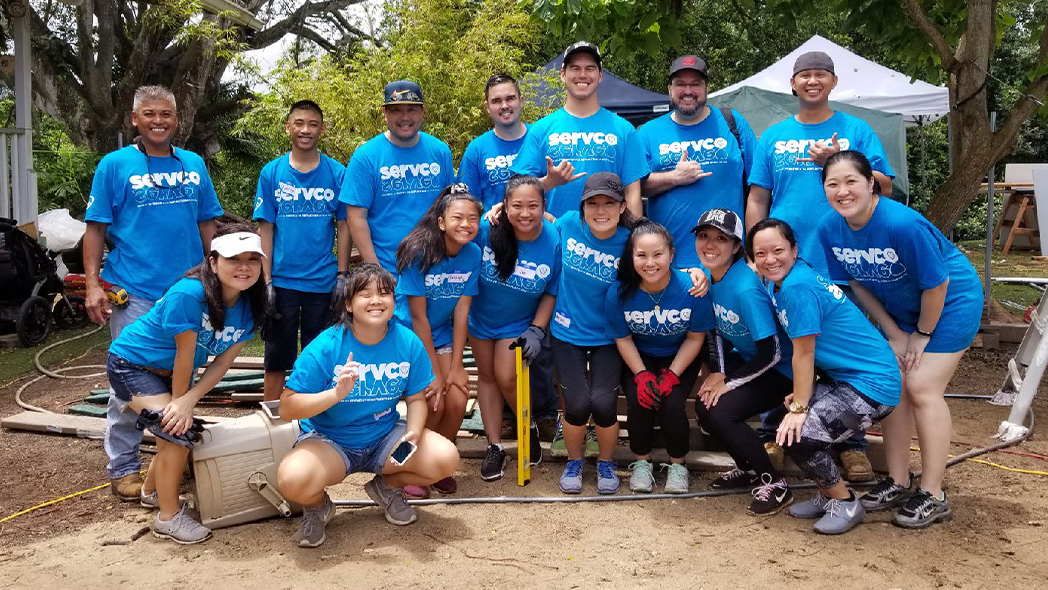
left=264, top=286, right=332, bottom=371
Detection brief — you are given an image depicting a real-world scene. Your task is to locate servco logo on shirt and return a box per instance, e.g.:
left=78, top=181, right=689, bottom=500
left=331, top=361, right=412, bottom=399
left=624, top=308, right=691, bottom=336
left=713, top=302, right=749, bottom=337
left=130, top=171, right=203, bottom=205
left=830, top=246, right=907, bottom=283
left=378, top=162, right=444, bottom=196
left=547, top=132, right=619, bottom=162
left=425, top=271, right=473, bottom=299
left=774, top=137, right=852, bottom=154
left=484, top=154, right=518, bottom=184
left=197, top=312, right=246, bottom=356
left=275, top=181, right=337, bottom=215
left=657, top=139, right=731, bottom=169
left=564, top=237, right=619, bottom=281
left=380, top=162, right=442, bottom=180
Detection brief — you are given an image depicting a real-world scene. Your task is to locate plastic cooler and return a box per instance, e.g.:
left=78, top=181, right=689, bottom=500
left=190, top=400, right=302, bottom=529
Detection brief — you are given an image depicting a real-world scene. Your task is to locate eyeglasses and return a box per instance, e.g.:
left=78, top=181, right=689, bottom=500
left=671, top=81, right=707, bottom=89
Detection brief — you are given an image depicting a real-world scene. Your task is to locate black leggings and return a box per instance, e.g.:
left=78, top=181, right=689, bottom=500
left=622, top=352, right=700, bottom=459
left=694, top=352, right=793, bottom=477
left=551, top=336, right=622, bottom=428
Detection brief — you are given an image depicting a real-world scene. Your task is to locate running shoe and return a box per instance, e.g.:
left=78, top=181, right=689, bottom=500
left=402, top=485, right=430, bottom=499
left=294, top=493, right=336, bottom=548
left=139, top=487, right=158, bottom=509
left=789, top=491, right=831, bottom=519
left=530, top=425, right=543, bottom=466
left=813, top=492, right=865, bottom=535
left=584, top=426, right=599, bottom=458
left=747, top=474, right=793, bottom=516
left=432, top=476, right=457, bottom=495
left=663, top=463, right=691, bottom=494
left=628, top=460, right=654, bottom=493
left=710, top=468, right=760, bottom=490
left=364, top=475, right=417, bottom=526
left=153, top=505, right=212, bottom=545
left=549, top=420, right=567, bottom=458
left=480, top=444, right=506, bottom=481
left=596, top=460, right=620, bottom=494
left=892, top=489, right=952, bottom=529
left=860, top=475, right=913, bottom=512
left=560, top=459, right=584, bottom=494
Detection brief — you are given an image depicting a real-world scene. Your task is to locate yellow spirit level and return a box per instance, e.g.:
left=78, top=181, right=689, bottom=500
left=515, top=346, right=531, bottom=486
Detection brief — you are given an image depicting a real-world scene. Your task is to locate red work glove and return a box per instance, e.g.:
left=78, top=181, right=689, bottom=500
left=634, top=371, right=661, bottom=410
left=657, top=368, right=680, bottom=398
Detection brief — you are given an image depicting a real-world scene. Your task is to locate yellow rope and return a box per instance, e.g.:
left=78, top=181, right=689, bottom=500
left=909, top=446, right=1048, bottom=477
left=0, top=482, right=111, bottom=524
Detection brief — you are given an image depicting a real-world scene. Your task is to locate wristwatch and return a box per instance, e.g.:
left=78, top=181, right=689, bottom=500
left=787, top=401, right=809, bottom=414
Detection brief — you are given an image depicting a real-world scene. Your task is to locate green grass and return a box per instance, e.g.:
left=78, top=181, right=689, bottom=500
left=958, top=240, right=1048, bottom=312
left=0, top=325, right=111, bottom=386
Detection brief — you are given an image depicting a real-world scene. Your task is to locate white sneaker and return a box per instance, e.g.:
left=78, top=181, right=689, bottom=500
left=153, top=505, right=212, bottom=544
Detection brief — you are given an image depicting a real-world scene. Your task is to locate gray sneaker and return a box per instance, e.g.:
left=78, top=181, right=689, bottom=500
left=596, top=460, right=620, bottom=494
left=140, top=487, right=158, bottom=509
left=294, top=494, right=336, bottom=548
left=789, top=492, right=832, bottom=519
left=364, top=475, right=418, bottom=526
left=152, top=505, right=212, bottom=544
left=663, top=463, right=691, bottom=494
left=860, top=475, right=914, bottom=512
left=813, top=493, right=866, bottom=535
left=560, top=460, right=584, bottom=494
left=892, top=489, right=952, bottom=529
left=628, top=460, right=654, bottom=493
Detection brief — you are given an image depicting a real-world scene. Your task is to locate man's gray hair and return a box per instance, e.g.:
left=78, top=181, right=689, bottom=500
left=133, top=86, right=177, bottom=112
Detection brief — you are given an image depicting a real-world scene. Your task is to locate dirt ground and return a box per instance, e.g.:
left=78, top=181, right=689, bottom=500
left=1, top=344, right=1047, bottom=589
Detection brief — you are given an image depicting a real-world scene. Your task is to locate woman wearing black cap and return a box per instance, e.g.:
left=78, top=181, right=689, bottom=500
left=692, top=208, right=796, bottom=515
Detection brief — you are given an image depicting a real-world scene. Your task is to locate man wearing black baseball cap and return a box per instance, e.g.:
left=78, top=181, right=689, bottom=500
left=630, top=55, right=757, bottom=270
left=339, top=80, right=454, bottom=273
left=746, top=50, right=893, bottom=483
left=510, top=41, right=645, bottom=219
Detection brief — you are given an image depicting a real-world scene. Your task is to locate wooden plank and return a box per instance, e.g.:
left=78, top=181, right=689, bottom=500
left=1, top=411, right=233, bottom=442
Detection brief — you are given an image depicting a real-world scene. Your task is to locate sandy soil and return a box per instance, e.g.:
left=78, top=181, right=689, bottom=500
left=1, top=346, right=1047, bottom=589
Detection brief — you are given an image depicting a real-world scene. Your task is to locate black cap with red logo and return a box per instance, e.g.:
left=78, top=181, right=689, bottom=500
left=669, top=55, right=709, bottom=80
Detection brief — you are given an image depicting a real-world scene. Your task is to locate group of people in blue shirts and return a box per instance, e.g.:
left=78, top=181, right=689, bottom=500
left=85, top=40, right=982, bottom=548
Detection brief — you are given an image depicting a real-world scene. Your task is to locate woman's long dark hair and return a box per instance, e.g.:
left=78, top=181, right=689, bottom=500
left=491, top=175, right=545, bottom=281
left=617, top=219, right=675, bottom=301
left=396, top=183, right=483, bottom=274
left=183, top=221, right=268, bottom=332
left=334, top=263, right=398, bottom=328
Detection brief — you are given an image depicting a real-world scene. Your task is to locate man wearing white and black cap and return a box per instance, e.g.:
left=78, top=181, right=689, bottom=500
left=511, top=42, right=646, bottom=218
left=629, top=55, right=757, bottom=269
left=340, top=80, right=454, bottom=273
left=745, top=50, right=890, bottom=482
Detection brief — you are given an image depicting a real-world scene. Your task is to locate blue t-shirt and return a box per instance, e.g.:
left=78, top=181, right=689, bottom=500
left=339, top=132, right=455, bottom=272
left=393, top=242, right=482, bottom=348
left=468, top=219, right=561, bottom=340
left=605, top=270, right=715, bottom=357
left=748, top=112, right=894, bottom=276
left=511, top=108, right=646, bottom=218
left=253, top=153, right=347, bottom=292
left=458, top=127, right=529, bottom=211
left=287, top=322, right=435, bottom=448
left=770, top=262, right=900, bottom=405
left=86, top=145, right=224, bottom=300
left=109, top=278, right=255, bottom=370
left=551, top=211, right=629, bottom=346
left=630, top=110, right=757, bottom=269
left=818, top=197, right=983, bottom=340
left=708, top=258, right=794, bottom=378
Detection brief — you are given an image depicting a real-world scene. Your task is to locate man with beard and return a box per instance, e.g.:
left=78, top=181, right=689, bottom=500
left=341, top=81, right=455, bottom=273
left=458, top=74, right=529, bottom=212
left=629, top=55, right=756, bottom=269
left=511, top=42, right=645, bottom=218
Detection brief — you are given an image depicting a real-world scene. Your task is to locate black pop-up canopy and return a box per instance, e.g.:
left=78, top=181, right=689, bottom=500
left=529, top=56, right=671, bottom=124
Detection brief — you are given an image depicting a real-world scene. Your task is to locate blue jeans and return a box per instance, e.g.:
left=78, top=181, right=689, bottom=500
left=105, top=293, right=157, bottom=479
left=296, top=420, right=408, bottom=476
left=503, top=335, right=559, bottom=423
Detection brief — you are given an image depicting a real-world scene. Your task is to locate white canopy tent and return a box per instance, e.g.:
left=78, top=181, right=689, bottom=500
left=710, top=35, right=949, bottom=125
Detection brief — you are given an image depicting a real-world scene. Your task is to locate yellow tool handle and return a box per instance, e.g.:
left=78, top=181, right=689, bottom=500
left=515, top=346, right=531, bottom=486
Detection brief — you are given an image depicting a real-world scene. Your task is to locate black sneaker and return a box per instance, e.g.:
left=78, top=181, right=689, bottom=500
left=710, top=468, right=760, bottom=490
left=860, top=475, right=914, bottom=512
left=529, top=426, right=542, bottom=466
left=747, top=474, right=793, bottom=516
left=480, top=444, right=506, bottom=481
left=892, top=489, right=952, bottom=529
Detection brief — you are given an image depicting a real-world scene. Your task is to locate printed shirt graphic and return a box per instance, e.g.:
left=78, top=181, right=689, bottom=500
left=287, top=322, right=435, bottom=448
left=630, top=110, right=757, bottom=268
left=85, top=146, right=223, bottom=300
left=394, top=242, right=482, bottom=348
left=511, top=108, right=646, bottom=218
left=551, top=211, right=629, bottom=346
left=468, top=219, right=561, bottom=340
left=748, top=111, right=894, bottom=277
left=109, top=278, right=255, bottom=370
left=708, top=259, right=793, bottom=378
left=770, top=262, right=900, bottom=405
left=339, top=132, right=455, bottom=272
left=817, top=197, right=983, bottom=338
left=605, top=270, right=715, bottom=357
left=458, top=127, right=529, bottom=211
left=253, top=153, right=347, bottom=292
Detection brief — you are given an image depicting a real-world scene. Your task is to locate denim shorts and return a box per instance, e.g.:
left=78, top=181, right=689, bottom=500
left=106, top=353, right=172, bottom=403
left=294, top=420, right=408, bottom=476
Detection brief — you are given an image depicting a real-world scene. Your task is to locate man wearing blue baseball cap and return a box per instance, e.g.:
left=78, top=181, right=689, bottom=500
left=340, top=80, right=455, bottom=273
